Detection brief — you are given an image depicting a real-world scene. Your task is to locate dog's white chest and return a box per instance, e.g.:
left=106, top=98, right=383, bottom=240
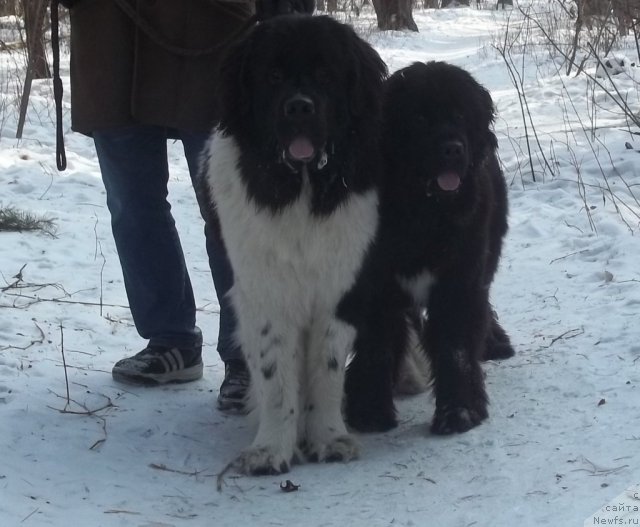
left=205, top=133, right=378, bottom=311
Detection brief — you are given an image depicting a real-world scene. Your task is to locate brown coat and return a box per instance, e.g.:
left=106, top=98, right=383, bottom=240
left=69, top=0, right=253, bottom=135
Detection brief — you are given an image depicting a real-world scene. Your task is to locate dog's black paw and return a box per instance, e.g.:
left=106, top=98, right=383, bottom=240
left=345, top=364, right=398, bottom=432
left=484, top=315, right=515, bottom=360
left=430, top=404, right=488, bottom=435
left=484, top=339, right=515, bottom=360
left=346, top=402, right=397, bottom=433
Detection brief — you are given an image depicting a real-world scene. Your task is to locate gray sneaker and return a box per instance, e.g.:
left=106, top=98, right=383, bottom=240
left=112, top=344, right=203, bottom=386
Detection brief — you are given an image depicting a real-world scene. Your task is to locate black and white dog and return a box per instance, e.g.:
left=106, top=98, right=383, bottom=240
left=344, top=62, right=514, bottom=435
left=203, top=15, right=386, bottom=475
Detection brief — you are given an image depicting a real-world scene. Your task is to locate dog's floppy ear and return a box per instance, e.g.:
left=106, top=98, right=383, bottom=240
left=217, top=29, right=256, bottom=129
left=462, top=72, right=496, bottom=154
left=346, top=31, right=388, bottom=117
left=476, top=83, right=497, bottom=152
left=470, top=77, right=495, bottom=130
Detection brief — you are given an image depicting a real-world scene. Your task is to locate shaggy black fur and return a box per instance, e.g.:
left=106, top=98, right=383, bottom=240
left=342, top=61, right=514, bottom=435
left=215, top=14, right=387, bottom=216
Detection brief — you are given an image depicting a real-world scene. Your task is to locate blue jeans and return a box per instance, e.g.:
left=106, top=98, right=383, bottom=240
left=93, top=125, right=240, bottom=362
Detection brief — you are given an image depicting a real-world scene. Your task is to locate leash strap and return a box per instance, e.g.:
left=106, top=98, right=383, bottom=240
left=51, top=0, right=67, bottom=171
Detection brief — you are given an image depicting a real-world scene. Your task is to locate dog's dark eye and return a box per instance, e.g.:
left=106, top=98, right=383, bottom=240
left=268, top=68, right=284, bottom=84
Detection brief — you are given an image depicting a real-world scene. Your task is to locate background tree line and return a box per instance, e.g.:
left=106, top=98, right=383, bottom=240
left=3, top=0, right=637, bottom=86
left=1, top=0, right=49, bottom=79
left=0, top=0, right=516, bottom=82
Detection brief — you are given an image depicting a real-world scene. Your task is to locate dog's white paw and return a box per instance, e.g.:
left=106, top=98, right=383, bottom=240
left=305, top=434, right=360, bottom=463
left=233, top=446, right=293, bottom=476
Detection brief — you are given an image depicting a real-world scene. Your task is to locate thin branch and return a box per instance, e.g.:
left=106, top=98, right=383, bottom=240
left=59, top=323, right=71, bottom=407
left=149, top=463, right=209, bottom=478
left=0, top=263, right=28, bottom=291
left=540, top=327, right=585, bottom=349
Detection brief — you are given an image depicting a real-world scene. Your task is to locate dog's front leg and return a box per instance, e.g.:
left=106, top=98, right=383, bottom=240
left=343, top=284, right=406, bottom=433
left=425, top=280, right=489, bottom=435
left=303, top=318, right=359, bottom=463
left=233, top=315, right=301, bottom=475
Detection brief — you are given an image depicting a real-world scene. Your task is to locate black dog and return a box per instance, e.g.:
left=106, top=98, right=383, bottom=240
left=342, top=61, right=514, bottom=435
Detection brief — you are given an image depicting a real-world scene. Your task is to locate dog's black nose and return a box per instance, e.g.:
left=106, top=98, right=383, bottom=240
left=441, top=140, right=465, bottom=160
left=284, top=94, right=315, bottom=118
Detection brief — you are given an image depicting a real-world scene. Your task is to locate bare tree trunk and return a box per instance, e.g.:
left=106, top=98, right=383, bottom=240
left=441, top=0, right=470, bottom=6
left=317, top=0, right=339, bottom=12
left=23, top=0, right=50, bottom=79
left=0, top=0, right=20, bottom=16
left=372, top=0, right=419, bottom=31
left=567, top=0, right=586, bottom=75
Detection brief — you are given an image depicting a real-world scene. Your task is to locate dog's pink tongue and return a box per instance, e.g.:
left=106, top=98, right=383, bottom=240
left=437, top=172, right=461, bottom=191
left=288, top=137, right=315, bottom=161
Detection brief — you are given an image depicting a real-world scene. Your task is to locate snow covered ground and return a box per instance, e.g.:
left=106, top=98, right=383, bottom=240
left=1, top=3, right=639, bottom=526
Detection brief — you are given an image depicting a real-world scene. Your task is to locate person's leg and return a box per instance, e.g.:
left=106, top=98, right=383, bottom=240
left=180, top=130, right=242, bottom=362
left=180, top=130, right=248, bottom=411
left=93, top=125, right=202, bottom=384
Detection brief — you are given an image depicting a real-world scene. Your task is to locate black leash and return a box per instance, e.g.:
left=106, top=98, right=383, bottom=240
left=51, top=0, right=66, bottom=171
